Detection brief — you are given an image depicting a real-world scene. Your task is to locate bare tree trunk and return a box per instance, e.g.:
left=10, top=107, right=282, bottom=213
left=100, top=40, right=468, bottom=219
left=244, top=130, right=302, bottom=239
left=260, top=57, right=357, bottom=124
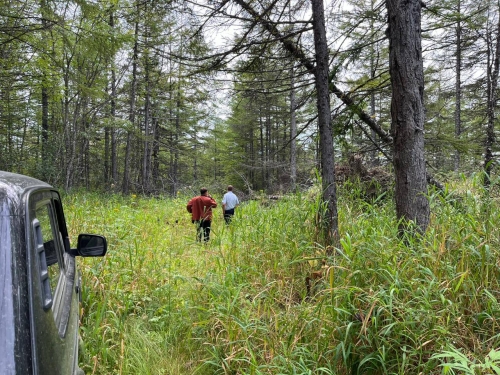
left=249, top=127, right=254, bottom=186
left=454, top=0, right=462, bottom=172
left=173, top=92, right=180, bottom=195
left=65, top=98, right=80, bottom=190
left=265, top=107, right=271, bottom=188
left=63, top=58, right=72, bottom=190
left=289, top=6, right=297, bottom=190
left=110, top=9, right=118, bottom=184
left=290, top=70, right=297, bottom=190
left=123, top=12, right=139, bottom=195
left=152, top=115, right=159, bottom=183
left=290, top=81, right=297, bottom=190
left=192, top=130, right=198, bottom=182
left=41, top=86, right=49, bottom=172
left=167, top=44, right=178, bottom=195
left=111, top=66, right=118, bottom=183
left=81, top=97, right=90, bottom=189
left=40, top=0, right=49, bottom=180
left=311, top=0, right=339, bottom=247
left=259, top=113, right=265, bottom=188
left=1, top=84, right=13, bottom=171
left=369, top=0, right=378, bottom=166
left=104, top=96, right=110, bottom=182
left=142, top=5, right=152, bottom=194
left=172, top=37, right=183, bottom=196
left=484, top=4, right=500, bottom=188
left=142, top=49, right=151, bottom=194
left=386, top=0, right=430, bottom=234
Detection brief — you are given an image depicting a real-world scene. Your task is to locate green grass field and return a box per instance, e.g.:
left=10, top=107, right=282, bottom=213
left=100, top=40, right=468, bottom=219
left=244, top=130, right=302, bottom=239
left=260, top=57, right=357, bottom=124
left=64, top=175, right=500, bottom=375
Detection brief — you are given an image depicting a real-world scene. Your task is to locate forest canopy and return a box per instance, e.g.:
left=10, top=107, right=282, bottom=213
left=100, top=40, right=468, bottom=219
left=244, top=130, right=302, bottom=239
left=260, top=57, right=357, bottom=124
left=0, top=0, right=498, bottom=199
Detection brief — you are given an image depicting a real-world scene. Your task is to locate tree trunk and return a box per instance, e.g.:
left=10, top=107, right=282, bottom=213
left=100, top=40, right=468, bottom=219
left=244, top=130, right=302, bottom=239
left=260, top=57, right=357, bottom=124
left=63, top=59, right=72, bottom=190
left=265, top=107, right=271, bottom=188
left=123, top=12, right=139, bottom=195
left=484, top=4, right=500, bottom=188
left=41, top=86, right=49, bottom=173
left=259, top=112, right=265, bottom=188
left=81, top=97, right=90, bottom=189
left=152, top=115, right=160, bottom=183
left=39, top=0, right=49, bottom=180
left=110, top=10, right=118, bottom=184
left=172, top=36, right=183, bottom=196
left=192, top=132, right=198, bottom=182
left=386, top=0, right=430, bottom=234
left=290, top=70, right=297, bottom=189
left=311, top=0, right=339, bottom=246
left=290, top=101, right=297, bottom=190
left=142, top=49, right=151, bottom=194
left=249, top=127, right=254, bottom=186
left=289, top=6, right=297, bottom=190
left=111, top=65, right=118, bottom=183
left=369, top=0, right=378, bottom=166
left=454, top=0, right=462, bottom=172
left=104, top=95, right=110, bottom=183
left=173, top=91, right=180, bottom=195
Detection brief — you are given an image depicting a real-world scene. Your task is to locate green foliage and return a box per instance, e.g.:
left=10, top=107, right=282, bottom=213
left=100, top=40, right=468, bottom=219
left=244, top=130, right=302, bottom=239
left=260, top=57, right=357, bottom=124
left=432, top=348, right=500, bottom=375
left=66, top=174, right=500, bottom=374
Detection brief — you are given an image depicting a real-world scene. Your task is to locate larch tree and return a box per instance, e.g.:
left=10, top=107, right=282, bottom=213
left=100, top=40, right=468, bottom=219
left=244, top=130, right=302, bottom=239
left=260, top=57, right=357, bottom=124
left=386, top=0, right=430, bottom=234
left=311, top=0, right=339, bottom=245
left=122, top=1, right=140, bottom=195
left=454, top=0, right=464, bottom=172
left=483, top=0, right=500, bottom=188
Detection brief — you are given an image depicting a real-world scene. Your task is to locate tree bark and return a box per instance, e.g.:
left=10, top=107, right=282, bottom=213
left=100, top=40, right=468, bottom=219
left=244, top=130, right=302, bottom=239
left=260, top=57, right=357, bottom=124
left=369, top=0, right=378, bottom=166
left=290, top=63, right=297, bottom=190
left=123, top=11, right=139, bottom=195
left=386, top=0, right=430, bottom=234
left=259, top=112, right=265, bottom=187
left=152, top=115, right=160, bottom=183
left=483, top=3, right=500, bottom=188
left=173, top=87, right=180, bottom=195
left=110, top=9, right=118, bottom=184
left=39, top=0, right=49, bottom=180
left=142, top=47, right=151, bottom=194
left=454, top=0, right=462, bottom=172
left=311, top=0, right=339, bottom=246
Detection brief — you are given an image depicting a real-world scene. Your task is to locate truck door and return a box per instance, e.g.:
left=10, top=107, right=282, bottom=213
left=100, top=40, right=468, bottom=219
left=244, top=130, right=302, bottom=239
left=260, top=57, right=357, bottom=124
left=28, top=190, right=81, bottom=375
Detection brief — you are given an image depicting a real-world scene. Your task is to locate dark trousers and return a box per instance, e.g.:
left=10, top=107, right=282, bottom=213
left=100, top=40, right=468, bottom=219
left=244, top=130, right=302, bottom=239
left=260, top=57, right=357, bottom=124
left=224, top=208, right=235, bottom=224
left=194, top=219, right=211, bottom=242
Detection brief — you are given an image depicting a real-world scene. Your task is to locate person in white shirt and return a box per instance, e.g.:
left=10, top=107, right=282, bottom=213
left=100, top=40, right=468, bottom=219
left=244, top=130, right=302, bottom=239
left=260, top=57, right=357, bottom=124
left=222, top=185, right=240, bottom=224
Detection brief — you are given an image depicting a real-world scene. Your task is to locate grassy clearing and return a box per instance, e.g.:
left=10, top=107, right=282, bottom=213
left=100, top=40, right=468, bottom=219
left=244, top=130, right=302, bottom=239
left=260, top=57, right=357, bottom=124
left=64, top=175, right=500, bottom=375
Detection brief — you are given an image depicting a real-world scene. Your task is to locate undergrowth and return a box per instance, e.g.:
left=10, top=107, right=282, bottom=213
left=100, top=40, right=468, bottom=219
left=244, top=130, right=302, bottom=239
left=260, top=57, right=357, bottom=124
left=64, top=174, right=500, bottom=375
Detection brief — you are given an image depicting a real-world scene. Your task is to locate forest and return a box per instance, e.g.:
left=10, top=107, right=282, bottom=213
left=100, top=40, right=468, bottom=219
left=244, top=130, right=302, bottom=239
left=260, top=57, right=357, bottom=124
left=2, top=1, right=500, bottom=373
left=1, top=0, right=498, bottom=197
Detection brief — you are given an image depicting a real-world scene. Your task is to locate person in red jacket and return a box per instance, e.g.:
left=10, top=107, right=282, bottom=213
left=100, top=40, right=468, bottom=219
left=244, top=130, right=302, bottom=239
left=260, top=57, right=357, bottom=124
left=187, top=187, right=218, bottom=242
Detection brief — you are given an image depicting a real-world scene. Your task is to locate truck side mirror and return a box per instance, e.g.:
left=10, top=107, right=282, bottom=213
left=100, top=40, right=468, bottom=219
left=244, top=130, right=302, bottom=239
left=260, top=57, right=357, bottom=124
left=69, top=234, right=107, bottom=257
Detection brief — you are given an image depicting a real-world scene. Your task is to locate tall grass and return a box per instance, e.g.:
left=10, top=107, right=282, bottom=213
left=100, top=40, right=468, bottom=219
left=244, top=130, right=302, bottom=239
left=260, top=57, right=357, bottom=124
left=64, top=175, right=500, bottom=375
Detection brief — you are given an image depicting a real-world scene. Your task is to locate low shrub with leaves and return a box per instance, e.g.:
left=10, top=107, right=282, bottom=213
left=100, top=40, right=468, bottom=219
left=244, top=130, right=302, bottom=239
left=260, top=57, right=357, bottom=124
left=64, top=174, right=500, bottom=375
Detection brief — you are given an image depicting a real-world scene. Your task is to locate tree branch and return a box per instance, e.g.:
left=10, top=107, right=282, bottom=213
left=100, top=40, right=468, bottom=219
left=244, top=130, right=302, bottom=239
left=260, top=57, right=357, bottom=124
left=231, top=0, right=393, bottom=146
